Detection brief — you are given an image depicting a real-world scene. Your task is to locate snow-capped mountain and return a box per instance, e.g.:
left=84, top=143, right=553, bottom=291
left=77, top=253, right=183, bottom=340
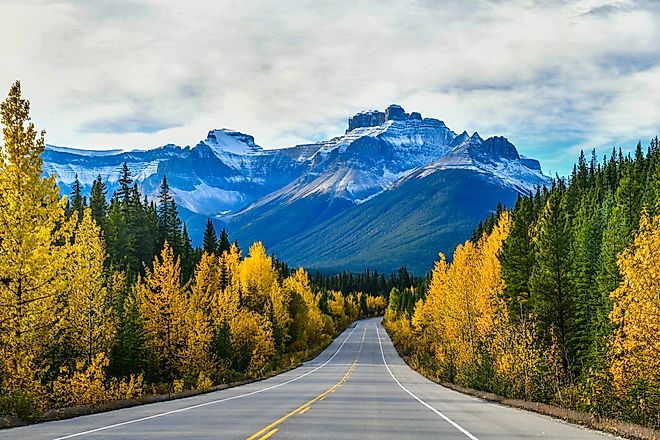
left=43, top=104, right=549, bottom=273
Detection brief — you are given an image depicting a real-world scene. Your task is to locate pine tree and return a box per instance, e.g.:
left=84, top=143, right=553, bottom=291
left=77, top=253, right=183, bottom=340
left=218, top=228, right=231, bottom=255
left=117, top=162, right=132, bottom=206
left=202, top=219, right=218, bottom=254
left=569, top=190, right=602, bottom=373
left=157, top=176, right=173, bottom=243
left=501, top=195, right=535, bottom=322
left=108, top=271, right=144, bottom=378
left=180, top=224, right=195, bottom=282
left=89, top=175, right=108, bottom=230
left=70, top=174, right=84, bottom=219
left=529, top=186, right=575, bottom=377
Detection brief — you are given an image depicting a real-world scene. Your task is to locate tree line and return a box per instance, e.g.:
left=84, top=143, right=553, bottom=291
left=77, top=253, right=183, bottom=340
left=385, top=138, right=660, bottom=429
left=0, top=82, right=386, bottom=420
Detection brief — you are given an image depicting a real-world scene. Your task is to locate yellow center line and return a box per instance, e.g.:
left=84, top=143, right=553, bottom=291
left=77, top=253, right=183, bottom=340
left=245, top=324, right=368, bottom=440
left=259, top=429, right=279, bottom=440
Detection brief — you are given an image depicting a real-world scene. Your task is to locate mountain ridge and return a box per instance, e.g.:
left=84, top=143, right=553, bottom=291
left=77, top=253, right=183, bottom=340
left=42, top=104, right=549, bottom=273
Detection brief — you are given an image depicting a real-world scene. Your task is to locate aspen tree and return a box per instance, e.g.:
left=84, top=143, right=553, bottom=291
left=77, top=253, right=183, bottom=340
left=66, top=209, right=114, bottom=366
left=135, top=241, right=188, bottom=382
left=0, top=81, right=74, bottom=397
left=610, top=211, right=660, bottom=403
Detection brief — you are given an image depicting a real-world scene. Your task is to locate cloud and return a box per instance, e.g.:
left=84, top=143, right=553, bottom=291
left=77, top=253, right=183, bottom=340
left=80, top=114, right=182, bottom=134
left=0, top=0, right=659, bottom=175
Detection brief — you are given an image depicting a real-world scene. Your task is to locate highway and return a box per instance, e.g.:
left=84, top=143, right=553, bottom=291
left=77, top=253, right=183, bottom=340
left=2, top=317, right=621, bottom=440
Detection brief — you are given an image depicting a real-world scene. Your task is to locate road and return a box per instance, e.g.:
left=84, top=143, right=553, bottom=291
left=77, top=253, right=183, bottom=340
left=2, top=317, right=621, bottom=440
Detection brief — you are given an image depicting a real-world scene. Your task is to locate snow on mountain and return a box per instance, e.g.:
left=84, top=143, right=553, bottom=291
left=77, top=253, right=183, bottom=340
left=43, top=104, right=549, bottom=266
left=200, top=129, right=264, bottom=158
left=406, top=131, right=548, bottom=194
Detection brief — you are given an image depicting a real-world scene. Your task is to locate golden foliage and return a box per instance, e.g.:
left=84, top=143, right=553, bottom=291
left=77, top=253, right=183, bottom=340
left=136, top=241, right=189, bottom=379
left=610, top=211, right=660, bottom=394
left=230, top=310, right=275, bottom=377
left=52, top=353, right=109, bottom=408
left=65, top=208, right=114, bottom=366
left=0, top=81, right=75, bottom=399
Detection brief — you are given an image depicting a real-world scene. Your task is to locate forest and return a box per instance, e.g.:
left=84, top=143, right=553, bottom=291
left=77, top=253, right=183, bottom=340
left=385, top=136, right=660, bottom=429
left=0, top=82, right=387, bottom=420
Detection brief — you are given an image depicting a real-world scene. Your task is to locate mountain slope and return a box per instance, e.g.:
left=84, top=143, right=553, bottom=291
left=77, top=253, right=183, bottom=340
left=265, top=136, right=544, bottom=274
left=43, top=104, right=548, bottom=272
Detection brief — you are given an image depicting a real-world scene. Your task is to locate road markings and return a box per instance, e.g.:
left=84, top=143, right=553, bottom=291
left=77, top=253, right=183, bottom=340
left=246, top=360, right=357, bottom=440
left=375, top=324, right=480, bottom=440
left=52, top=323, right=361, bottom=440
left=258, top=428, right=279, bottom=440
left=245, top=324, right=368, bottom=440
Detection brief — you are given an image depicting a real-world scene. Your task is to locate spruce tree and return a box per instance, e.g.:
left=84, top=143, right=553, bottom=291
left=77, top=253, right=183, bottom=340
left=89, top=175, right=108, bottom=229
left=529, top=185, right=575, bottom=377
left=202, top=219, right=218, bottom=254
left=70, top=174, right=84, bottom=218
left=157, top=175, right=173, bottom=239
left=117, top=162, right=132, bottom=206
left=501, top=195, right=535, bottom=322
left=181, top=224, right=195, bottom=282
left=218, top=227, right=231, bottom=255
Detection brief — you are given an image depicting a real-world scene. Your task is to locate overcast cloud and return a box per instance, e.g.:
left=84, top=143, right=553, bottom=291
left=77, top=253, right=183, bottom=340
left=1, top=0, right=659, bottom=175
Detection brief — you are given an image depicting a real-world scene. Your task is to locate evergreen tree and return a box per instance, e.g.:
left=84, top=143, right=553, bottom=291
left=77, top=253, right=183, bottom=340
left=157, top=176, right=173, bottom=242
left=181, top=224, right=195, bottom=282
left=529, top=185, right=575, bottom=377
left=70, top=174, right=84, bottom=219
left=117, top=162, right=132, bottom=205
left=202, top=219, right=218, bottom=254
left=89, top=175, right=108, bottom=229
left=501, top=195, right=535, bottom=322
left=218, top=227, right=231, bottom=255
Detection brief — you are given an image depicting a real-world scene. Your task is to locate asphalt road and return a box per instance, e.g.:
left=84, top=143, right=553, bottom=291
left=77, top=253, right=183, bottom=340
left=2, top=317, right=622, bottom=440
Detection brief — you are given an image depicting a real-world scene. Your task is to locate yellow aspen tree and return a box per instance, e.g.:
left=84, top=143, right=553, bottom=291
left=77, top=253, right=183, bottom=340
left=240, top=242, right=290, bottom=350
left=191, top=252, right=219, bottom=317
left=182, top=253, right=217, bottom=382
left=447, top=242, right=480, bottom=375
left=181, top=306, right=214, bottom=383
left=413, top=254, right=451, bottom=368
left=328, top=290, right=346, bottom=322
left=609, top=211, right=660, bottom=396
left=239, top=242, right=278, bottom=313
left=214, top=243, right=241, bottom=323
left=66, top=208, right=114, bottom=366
left=229, top=310, right=275, bottom=377
left=135, top=241, right=188, bottom=382
left=0, top=81, right=74, bottom=398
left=366, top=295, right=387, bottom=316
left=283, top=268, right=324, bottom=351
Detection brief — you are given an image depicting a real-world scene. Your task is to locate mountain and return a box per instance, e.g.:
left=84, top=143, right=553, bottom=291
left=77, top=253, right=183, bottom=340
left=42, top=104, right=549, bottom=274
left=266, top=132, right=545, bottom=274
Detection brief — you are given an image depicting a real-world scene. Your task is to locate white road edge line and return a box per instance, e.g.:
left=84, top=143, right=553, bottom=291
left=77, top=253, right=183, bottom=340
left=52, top=322, right=362, bottom=440
left=375, top=323, right=480, bottom=440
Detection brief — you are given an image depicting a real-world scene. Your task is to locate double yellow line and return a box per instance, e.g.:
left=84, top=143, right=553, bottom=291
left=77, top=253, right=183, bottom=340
left=246, top=325, right=367, bottom=440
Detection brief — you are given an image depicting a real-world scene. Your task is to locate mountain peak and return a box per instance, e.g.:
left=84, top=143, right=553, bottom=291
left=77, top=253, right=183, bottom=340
left=201, top=129, right=263, bottom=155
left=481, top=136, right=520, bottom=161
left=385, top=104, right=408, bottom=121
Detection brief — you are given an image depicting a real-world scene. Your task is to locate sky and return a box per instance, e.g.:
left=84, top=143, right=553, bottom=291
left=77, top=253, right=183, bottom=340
left=1, top=0, right=659, bottom=176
